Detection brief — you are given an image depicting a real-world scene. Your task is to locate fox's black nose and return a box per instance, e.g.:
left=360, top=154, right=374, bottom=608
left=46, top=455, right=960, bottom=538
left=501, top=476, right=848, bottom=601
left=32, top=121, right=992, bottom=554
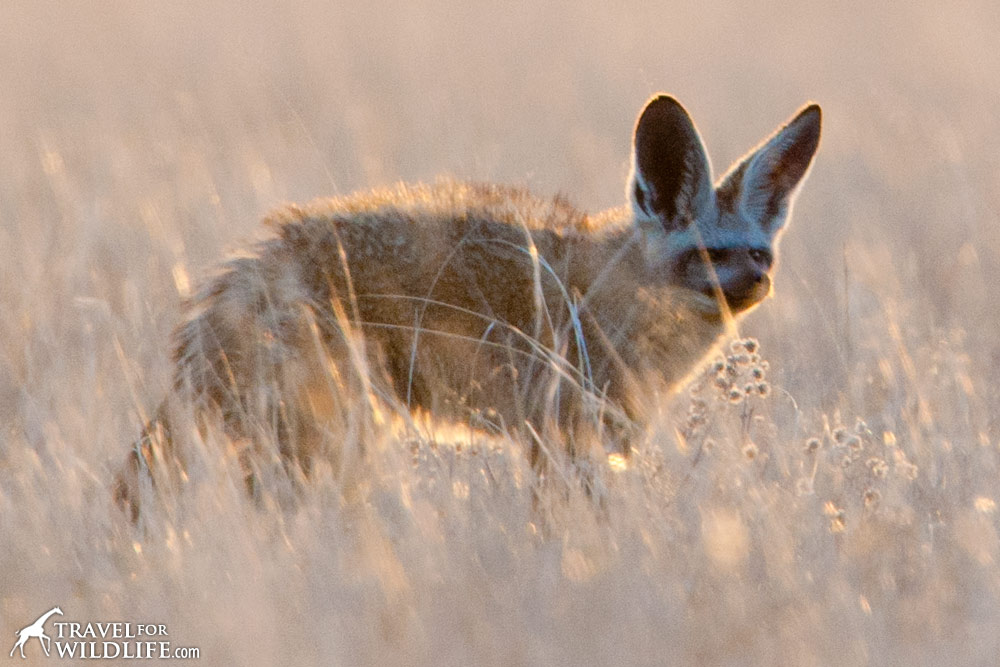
left=721, top=270, right=771, bottom=312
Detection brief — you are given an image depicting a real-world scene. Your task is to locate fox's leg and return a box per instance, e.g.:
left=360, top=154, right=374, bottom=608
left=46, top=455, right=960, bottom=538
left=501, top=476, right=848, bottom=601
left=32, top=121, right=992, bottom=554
left=114, top=294, right=368, bottom=520
left=113, top=336, right=378, bottom=521
left=243, top=295, right=392, bottom=495
left=113, top=402, right=181, bottom=523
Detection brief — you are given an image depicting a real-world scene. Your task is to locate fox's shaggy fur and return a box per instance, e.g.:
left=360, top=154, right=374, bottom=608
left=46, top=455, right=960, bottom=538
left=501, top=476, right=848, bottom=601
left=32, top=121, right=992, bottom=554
left=115, top=95, right=821, bottom=518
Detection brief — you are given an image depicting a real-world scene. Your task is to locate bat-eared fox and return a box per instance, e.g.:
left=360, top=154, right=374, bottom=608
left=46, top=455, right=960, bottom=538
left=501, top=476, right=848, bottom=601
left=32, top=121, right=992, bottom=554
left=115, top=94, right=821, bottom=519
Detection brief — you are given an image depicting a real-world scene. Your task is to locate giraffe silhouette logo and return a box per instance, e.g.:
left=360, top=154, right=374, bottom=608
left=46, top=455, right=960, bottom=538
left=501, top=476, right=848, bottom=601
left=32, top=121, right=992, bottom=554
left=9, top=607, right=63, bottom=659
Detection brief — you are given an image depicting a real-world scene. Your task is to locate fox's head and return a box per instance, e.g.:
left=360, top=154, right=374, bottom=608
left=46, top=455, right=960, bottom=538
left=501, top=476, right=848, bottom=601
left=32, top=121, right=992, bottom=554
left=628, top=95, right=821, bottom=320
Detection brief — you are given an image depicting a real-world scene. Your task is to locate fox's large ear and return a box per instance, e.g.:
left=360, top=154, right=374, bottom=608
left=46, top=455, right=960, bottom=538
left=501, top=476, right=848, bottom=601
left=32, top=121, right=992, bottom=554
left=731, top=103, right=821, bottom=231
left=628, top=95, right=713, bottom=231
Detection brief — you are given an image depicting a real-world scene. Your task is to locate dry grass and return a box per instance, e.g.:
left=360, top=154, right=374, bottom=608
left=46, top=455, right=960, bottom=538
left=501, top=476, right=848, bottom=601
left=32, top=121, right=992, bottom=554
left=3, top=1, right=1000, bottom=664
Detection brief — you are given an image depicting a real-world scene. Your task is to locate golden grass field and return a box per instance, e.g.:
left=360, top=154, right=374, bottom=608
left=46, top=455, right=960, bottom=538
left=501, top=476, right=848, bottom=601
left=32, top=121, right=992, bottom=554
left=2, top=1, right=999, bottom=664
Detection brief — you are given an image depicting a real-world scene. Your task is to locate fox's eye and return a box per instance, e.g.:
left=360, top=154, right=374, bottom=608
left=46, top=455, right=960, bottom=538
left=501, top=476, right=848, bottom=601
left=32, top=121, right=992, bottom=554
left=749, top=249, right=772, bottom=267
left=706, top=248, right=729, bottom=263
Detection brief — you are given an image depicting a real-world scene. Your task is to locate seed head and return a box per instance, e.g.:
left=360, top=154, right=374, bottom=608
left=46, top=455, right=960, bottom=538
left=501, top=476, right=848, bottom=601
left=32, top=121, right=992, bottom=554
left=863, top=489, right=881, bottom=508
left=867, top=458, right=888, bottom=478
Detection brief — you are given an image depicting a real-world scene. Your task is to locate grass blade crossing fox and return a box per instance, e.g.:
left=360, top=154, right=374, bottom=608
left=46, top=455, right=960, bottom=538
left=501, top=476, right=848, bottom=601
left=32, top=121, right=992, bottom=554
left=114, top=94, right=821, bottom=519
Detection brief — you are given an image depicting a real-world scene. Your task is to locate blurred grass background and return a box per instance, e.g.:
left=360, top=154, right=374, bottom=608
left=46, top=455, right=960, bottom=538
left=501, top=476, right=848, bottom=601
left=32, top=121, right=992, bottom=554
left=1, top=1, right=999, bottom=664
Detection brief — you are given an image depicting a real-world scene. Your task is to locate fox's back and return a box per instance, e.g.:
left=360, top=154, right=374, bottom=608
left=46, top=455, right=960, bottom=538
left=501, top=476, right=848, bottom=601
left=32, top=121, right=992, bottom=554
left=265, top=179, right=615, bottom=298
